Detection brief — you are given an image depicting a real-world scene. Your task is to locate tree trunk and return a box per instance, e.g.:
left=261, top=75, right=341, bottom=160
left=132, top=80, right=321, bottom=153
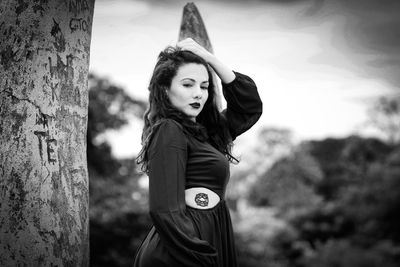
left=0, top=0, right=95, bottom=266
left=179, top=3, right=223, bottom=111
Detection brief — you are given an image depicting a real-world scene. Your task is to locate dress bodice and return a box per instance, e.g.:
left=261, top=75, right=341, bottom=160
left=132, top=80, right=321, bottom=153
left=185, top=135, right=230, bottom=198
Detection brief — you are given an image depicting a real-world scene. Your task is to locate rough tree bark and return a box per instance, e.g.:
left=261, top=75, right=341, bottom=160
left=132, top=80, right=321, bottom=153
left=179, top=2, right=223, bottom=111
left=0, top=0, right=95, bottom=266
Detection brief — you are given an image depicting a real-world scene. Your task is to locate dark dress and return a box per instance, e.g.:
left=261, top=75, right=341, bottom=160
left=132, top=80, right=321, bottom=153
left=133, top=71, right=262, bottom=267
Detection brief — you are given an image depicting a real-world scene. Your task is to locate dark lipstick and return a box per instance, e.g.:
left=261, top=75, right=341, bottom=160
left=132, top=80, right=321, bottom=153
left=189, top=103, right=200, bottom=109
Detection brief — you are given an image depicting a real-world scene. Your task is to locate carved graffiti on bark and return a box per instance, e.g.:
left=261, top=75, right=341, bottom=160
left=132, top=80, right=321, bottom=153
left=69, top=17, right=89, bottom=32
left=69, top=0, right=90, bottom=16
left=33, top=131, right=58, bottom=163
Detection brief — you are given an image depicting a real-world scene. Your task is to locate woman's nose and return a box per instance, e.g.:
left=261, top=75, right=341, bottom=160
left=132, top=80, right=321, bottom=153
left=193, top=86, right=202, bottom=99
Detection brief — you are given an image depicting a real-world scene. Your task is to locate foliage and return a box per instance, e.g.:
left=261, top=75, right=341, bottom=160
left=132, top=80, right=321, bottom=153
left=302, top=239, right=399, bottom=267
left=228, top=126, right=294, bottom=208
left=87, top=73, right=150, bottom=267
left=340, top=159, right=400, bottom=244
left=265, top=138, right=399, bottom=267
left=366, top=95, right=400, bottom=145
left=90, top=212, right=151, bottom=267
left=87, top=73, right=146, bottom=177
left=89, top=162, right=151, bottom=267
left=234, top=203, right=289, bottom=267
left=306, top=136, right=393, bottom=200
left=88, top=73, right=146, bottom=137
left=248, top=147, right=323, bottom=210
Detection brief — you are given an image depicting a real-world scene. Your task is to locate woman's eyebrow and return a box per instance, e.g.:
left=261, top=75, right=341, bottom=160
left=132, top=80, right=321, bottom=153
left=180, top=78, right=195, bottom=82
left=180, top=78, right=209, bottom=84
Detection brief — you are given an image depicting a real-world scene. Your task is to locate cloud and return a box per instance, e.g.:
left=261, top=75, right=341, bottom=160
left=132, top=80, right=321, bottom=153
left=281, top=0, right=400, bottom=90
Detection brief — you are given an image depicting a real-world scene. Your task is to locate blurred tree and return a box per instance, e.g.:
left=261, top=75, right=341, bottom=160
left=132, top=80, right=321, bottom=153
left=247, top=148, right=323, bottom=210
left=269, top=137, right=400, bottom=267
left=227, top=126, right=294, bottom=211
left=306, top=136, right=392, bottom=200
left=87, top=73, right=146, bottom=177
left=253, top=127, right=294, bottom=165
left=87, top=73, right=150, bottom=267
left=303, top=239, right=399, bottom=267
left=340, top=151, right=400, bottom=245
left=230, top=127, right=293, bottom=202
left=90, top=207, right=151, bottom=267
left=366, top=95, right=400, bottom=145
left=234, top=205, right=289, bottom=267
left=258, top=127, right=293, bottom=153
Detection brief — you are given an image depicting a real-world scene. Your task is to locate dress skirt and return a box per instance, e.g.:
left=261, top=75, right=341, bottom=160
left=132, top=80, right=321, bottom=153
left=133, top=200, right=238, bottom=267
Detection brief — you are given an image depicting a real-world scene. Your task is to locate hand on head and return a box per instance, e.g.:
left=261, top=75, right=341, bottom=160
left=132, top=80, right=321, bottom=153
left=177, top=38, right=213, bottom=63
left=177, top=38, right=235, bottom=85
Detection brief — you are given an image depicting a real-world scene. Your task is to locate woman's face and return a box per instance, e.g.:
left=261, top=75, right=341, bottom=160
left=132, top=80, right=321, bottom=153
left=168, top=63, right=209, bottom=121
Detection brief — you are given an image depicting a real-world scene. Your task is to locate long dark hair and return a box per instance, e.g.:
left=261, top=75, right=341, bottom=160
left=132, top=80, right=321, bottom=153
left=136, top=46, right=238, bottom=173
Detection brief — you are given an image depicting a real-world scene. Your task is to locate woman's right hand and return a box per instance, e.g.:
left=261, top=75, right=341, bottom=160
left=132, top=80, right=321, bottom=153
left=177, top=38, right=215, bottom=63
left=177, top=38, right=236, bottom=84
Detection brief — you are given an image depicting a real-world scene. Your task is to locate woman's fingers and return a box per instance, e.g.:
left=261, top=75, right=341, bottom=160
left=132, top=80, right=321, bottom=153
left=177, top=37, right=196, bottom=46
left=177, top=38, right=212, bottom=61
left=178, top=38, right=204, bottom=51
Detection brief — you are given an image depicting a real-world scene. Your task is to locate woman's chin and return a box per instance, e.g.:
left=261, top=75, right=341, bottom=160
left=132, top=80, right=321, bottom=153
left=183, top=110, right=201, bottom=120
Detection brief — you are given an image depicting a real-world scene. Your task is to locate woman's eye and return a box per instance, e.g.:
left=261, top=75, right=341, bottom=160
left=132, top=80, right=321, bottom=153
left=201, top=87, right=208, bottom=90
left=183, top=84, right=192, bottom=87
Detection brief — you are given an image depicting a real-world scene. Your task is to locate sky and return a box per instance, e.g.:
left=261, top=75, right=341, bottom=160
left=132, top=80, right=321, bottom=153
left=89, top=0, right=400, bottom=158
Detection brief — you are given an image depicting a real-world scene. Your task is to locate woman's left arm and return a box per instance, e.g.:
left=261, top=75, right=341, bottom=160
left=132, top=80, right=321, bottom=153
left=177, top=38, right=263, bottom=140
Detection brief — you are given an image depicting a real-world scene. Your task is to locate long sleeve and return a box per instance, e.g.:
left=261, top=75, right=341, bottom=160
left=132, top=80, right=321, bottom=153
left=147, top=119, right=217, bottom=267
left=221, top=71, right=263, bottom=140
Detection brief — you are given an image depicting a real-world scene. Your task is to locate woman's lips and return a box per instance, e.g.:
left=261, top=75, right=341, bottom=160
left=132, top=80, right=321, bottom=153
left=189, top=103, right=200, bottom=109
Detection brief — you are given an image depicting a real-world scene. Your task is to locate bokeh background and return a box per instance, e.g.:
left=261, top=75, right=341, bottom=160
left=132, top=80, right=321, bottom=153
left=88, top=0, right=400, bottom=266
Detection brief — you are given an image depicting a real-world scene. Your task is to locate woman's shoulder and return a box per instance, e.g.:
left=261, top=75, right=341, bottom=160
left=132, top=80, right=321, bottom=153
left=153, top=118, right=209, bottom=144
left=150, top=118, right=187, bottom=148
left=155, top=118, right=184, bottom=132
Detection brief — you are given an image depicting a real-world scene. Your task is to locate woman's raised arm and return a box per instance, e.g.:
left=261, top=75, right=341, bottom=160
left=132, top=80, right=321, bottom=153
left=177, top=38, right=236, bottom=84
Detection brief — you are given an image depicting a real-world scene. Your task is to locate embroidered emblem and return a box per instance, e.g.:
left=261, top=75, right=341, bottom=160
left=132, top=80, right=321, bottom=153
left=195, top=193, right=209, bottom=207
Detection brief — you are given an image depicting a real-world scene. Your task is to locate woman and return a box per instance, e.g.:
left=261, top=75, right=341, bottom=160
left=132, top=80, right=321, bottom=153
left=134, top=38, right=262, bottom=267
